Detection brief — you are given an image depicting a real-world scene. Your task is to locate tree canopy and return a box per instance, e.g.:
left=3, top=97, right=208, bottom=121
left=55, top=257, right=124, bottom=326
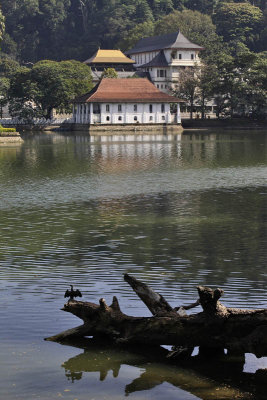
left=8, top=60, right=93, bottom=121
left=0, top=0, right=265, bottom=62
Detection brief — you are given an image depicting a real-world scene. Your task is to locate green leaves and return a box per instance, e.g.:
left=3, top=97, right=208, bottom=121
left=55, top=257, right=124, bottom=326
left=100, top=68, right=118, bottom=79
left=8, top=60, right=93, bottom=121
left=213, top=2, right=264, bottom=48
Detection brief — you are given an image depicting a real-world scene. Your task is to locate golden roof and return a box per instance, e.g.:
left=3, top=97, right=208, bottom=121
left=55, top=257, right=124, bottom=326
left=84, top=49, right=135, bottom=64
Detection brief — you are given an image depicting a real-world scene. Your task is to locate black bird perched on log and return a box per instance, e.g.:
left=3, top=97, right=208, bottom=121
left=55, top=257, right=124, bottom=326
left=64, top=285, right=82, bottom=301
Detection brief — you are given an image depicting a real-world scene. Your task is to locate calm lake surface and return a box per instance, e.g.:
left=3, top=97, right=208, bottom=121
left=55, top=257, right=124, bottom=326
left=0, top=130, right=266, bottom=400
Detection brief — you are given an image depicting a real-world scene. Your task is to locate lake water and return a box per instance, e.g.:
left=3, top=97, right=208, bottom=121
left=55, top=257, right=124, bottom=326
left=0, top=130, right=266, bottom=400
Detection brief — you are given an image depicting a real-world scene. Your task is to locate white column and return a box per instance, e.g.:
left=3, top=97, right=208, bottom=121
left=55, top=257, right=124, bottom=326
left=89, top=103, right=93, bottom=124
left=124, top=103, right=127, bottom=124
left=177, top=103, right=181, bottom=124
left=156, top=104, right=160, bottom=123
left=167, top=104, right=171, bottom=123
left=85, top=104, right=89, bottom=123
left=77, top=104, right=80, bottom=123
left=72, top=105, right=75, bottom=122
left=81, top=104, right=84, bottom=123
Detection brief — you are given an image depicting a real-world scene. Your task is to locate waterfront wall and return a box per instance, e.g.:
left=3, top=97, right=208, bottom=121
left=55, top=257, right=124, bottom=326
left=63, top=123, right=183, bottom=134
left=182, top=118, right=266, bottom=130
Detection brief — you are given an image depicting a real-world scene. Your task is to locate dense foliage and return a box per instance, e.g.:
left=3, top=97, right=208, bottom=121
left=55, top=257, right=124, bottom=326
left=0, top=1, right=266, bottom=62
left=7, top=60, right=92, bottom=121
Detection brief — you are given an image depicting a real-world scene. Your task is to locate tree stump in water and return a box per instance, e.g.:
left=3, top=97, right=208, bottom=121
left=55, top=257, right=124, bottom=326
left=45, top=273, right=267, bottom=358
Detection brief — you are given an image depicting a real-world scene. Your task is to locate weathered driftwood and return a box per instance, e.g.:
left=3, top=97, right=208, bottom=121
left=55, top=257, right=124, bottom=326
left=45, top=274, right=267, bottom=357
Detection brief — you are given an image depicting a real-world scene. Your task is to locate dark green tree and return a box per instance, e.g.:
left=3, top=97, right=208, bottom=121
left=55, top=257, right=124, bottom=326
left=8, top=60, right=93, bottom=121
left=173, top=67, right=199, bottom=119
left=154, top=10, right=224, bottom=59
left=184, top=0, right=220, bottom=14
left=118, top=20, right=155, bottom=51
left=213, top=2, right=264, bottom=49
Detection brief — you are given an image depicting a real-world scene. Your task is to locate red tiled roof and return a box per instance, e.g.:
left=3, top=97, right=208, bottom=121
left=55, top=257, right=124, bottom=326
left=74, top=78, right=183, bottom=103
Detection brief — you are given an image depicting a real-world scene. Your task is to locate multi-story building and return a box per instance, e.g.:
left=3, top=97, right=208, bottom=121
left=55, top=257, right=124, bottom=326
left=125, top=31, right=203, bottom=93
left=84, top=49, right=136, bottom=83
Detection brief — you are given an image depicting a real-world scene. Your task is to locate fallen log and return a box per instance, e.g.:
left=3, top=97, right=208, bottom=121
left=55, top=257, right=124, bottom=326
left=45, top=274, right=267, bottom=357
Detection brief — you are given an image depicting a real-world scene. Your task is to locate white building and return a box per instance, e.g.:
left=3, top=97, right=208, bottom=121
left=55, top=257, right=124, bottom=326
left=83, top=49, right=136, bottom=84
left=126, top=31, right=203, bottom=93
left=73, top=78, right=183, bottom=126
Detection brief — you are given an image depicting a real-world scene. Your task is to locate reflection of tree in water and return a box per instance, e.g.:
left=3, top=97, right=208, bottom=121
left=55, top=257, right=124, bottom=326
left=61, top=339, right=266, bottom=400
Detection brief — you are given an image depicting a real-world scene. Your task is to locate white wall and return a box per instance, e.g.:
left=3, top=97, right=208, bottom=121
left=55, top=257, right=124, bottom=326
left=73, top=102, right=177, bottom=124
left=131, top=49, right=200, bottom=67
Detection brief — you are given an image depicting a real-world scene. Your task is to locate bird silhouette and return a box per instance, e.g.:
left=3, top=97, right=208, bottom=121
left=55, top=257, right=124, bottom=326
left=64, top=285, right=82, bottom=301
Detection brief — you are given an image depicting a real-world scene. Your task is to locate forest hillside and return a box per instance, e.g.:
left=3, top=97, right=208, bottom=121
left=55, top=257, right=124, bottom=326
left=0, top=0, right=266, bottom=63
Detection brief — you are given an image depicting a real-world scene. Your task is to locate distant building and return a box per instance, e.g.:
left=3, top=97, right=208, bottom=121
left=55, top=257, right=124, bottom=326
left=72, top=78, right=183, bottom=128
left=126, top=31, right=203, bottom=93
left=84, top=49, right=136, bottom=83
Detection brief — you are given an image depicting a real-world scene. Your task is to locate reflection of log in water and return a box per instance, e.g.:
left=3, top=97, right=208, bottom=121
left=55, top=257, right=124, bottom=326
left=60, top=338, right=266, bottom=400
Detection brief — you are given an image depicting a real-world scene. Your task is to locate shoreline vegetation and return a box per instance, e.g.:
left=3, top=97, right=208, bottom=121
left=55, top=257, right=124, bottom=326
left=0, top=124, right=22, bottom=143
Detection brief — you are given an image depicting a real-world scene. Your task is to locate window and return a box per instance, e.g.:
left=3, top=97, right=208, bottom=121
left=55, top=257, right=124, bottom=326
left=161, top=84, right=163, bottom=88
left=106, top=104, right=110, bottom=112
left=149, top=104, right=153, bottom=113
left=157, top=85, right=159, bottom=88
left=93, top=103, right=100, bottom=114
left=118, top=116, right=122, bottom=121
left=134, top=104, right=137, bottom=112
left=118, top=104, right=122, bottom=112
left=106, top=116, right=110, bottom=121
left=157, top=69, right=166, bottom=78
left=134, top=116, right=138, bottom=121
left=179, top=54, right=182, bottom=60
left=171, top=51, right=177, bottom=59
left=162, top=116, right=165, bottom=120
left=161, top=104, right=165, bottom=113
left=191, top=54, right=194, bottom=60
left=149, top=116, right=153, bottom=121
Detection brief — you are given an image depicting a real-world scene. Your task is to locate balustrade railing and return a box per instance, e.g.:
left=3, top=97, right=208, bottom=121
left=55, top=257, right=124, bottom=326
left=0, top=117, right=74, bottom=125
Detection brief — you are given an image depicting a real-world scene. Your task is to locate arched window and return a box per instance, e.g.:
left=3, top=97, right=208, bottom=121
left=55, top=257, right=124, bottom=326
left=134, top=116, right=138, bottom=121
left=106, top=116, right=110, bottom=121
left=118, top=116, right=122, bottom=121
left=149, top=116, right=153, bottom=121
